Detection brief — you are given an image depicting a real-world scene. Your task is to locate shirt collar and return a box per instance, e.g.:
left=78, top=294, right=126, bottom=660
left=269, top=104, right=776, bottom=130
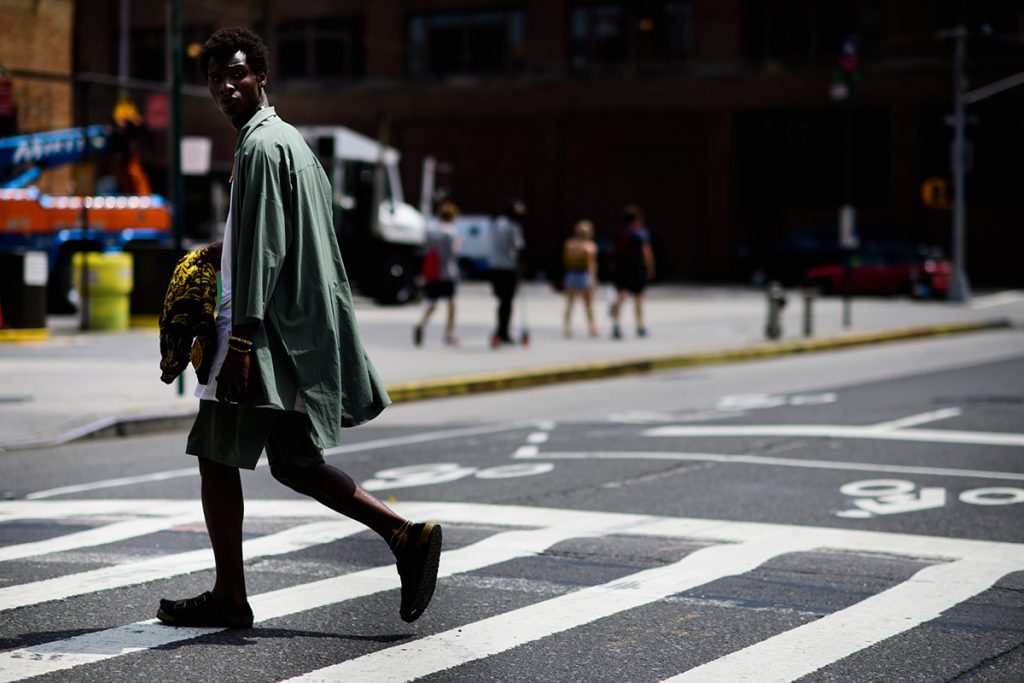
left=237, top=106, right=277, bottom=146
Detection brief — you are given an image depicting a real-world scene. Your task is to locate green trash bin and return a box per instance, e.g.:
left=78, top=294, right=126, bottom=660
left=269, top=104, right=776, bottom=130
left=72, top=251, right=134, bottom=330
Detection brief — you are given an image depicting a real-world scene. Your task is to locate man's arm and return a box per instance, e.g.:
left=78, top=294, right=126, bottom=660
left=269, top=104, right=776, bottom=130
left=215, top=141, right=290, bottom=403
left=216, top=321, right=258, bottom=403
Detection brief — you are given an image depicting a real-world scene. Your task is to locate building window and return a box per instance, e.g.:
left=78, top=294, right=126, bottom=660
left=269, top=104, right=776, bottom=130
left=570, top=4, right=626, bottom=70
left=131, top=25, right=214, bottom=84
left=644, top=1, right=696, bottom=62
left=407, top=10, right=525, bottom=78
left=183, top=25, right=214, bottom=84
left=743, top=0, right=879, bottom=66
left=277, top=17, right=365, bottom=81
left=130, top=28, right=165, bottom=82
left=570, top=2, right=695, bottom=72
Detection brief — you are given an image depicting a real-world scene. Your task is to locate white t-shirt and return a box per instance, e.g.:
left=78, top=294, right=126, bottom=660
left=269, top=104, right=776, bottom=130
left=194, top=203, right=305, bottom=412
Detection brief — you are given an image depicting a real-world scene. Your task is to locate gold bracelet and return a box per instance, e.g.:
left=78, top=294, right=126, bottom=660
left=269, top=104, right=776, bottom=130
left=227, top=336, right=253, bottom=353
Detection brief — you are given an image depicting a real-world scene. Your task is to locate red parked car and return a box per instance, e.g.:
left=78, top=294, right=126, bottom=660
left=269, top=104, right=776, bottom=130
left=802, top=243, right=951, bottom=298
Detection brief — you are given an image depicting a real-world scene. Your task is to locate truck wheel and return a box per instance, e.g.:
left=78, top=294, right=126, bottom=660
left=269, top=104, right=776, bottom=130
left=374, top=255, right=416, bottom=305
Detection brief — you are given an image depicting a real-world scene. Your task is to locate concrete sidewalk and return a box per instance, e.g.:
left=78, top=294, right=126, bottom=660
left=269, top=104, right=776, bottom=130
left=0, top=282, right=1020, bottom=450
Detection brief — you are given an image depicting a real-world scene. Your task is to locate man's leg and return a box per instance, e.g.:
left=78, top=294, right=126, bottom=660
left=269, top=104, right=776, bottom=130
left=156, top=456, right=254, bottom=628
left=199, top=458, right=248, bottom=606
left=494, top=270, right=516, bottom=342
left=445, top=297, right=457, bottom=341
left=269, top=461, right=406, bottom=542
left=419, top=301, right=437, bottom=327
left=582, top=289, right=599, bottom=336
left=634, top=292, right=647, bottom=336
left=610, top=287, right=627, bottom=339
left=270, top=459, right=442, bottom=623
left=563, top=290, right=576, bottom=336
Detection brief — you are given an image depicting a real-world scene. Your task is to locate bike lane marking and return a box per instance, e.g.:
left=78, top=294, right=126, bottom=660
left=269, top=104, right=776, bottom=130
left=532, top=451, right=1024, bottom=482
left=24, top=420, right=540, bottom=500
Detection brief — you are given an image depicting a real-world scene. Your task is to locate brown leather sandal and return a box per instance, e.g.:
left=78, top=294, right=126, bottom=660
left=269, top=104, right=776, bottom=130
left=393, top=521, right=443, bottom=623
left=156, top=591, right=254, bottom=629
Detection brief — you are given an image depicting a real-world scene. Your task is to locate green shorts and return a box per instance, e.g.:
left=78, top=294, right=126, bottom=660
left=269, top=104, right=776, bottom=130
left=186, top=400, right=325, bottom=470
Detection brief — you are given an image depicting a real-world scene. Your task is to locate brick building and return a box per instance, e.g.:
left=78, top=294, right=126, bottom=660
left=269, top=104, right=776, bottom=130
left=43, top=1, right=1024, bottom=284
left=1, top=0, right=76, bottom=194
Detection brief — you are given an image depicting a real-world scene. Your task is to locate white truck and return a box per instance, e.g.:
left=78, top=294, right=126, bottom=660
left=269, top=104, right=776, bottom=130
left=296, top=126, right=427, bottom=304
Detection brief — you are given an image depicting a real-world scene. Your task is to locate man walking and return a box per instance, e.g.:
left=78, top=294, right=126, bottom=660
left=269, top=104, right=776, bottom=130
left=488, top=199, right=526, bottom=347
left=156, top=27, right=441, bottom=628
left=609, top=204, right=656, bottom=339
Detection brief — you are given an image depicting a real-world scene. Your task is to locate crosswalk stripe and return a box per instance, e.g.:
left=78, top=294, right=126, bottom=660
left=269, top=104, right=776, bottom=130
left=280, top=535, right=820, bottom=682
left=664, top=557, right=1016, bottom=682
left=1, top=499, right=1020, bottom=562
left=0, top=499, right=204, bottom=521
left=0, top=525, right=593, bottom=682
left=0, top=514, right=199, bottom=563
left=645, top=424, right=1024, bottom=447
left=0, top=520, right=365, bottom=611
left=2, top=500, right=1023, bottom=683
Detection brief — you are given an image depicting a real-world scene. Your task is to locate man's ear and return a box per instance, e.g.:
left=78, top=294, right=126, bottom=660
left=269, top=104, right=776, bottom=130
left=257, top=72, right=268, bottom=88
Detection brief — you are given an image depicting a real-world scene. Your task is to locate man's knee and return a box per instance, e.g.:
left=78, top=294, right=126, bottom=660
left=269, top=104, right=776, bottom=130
left=269, top=461, right=300, bottom=487
left=199, top=457, right=237, bottom=481
left=270, top=460, right=322, bottom=488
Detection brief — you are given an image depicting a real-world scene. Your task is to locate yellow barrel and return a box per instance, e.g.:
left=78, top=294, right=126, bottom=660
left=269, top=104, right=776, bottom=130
left=72, top=251, right=134, bottom=330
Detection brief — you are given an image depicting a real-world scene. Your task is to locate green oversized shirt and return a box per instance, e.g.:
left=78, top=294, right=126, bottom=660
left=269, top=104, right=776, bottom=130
left=229, top=107, right=390, bottom=447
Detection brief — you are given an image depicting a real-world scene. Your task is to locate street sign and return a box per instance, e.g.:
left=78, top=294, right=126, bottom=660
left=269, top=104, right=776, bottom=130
left=921, top=177, right=952, bottom=209
left=145, top=93, right=169, bottom=130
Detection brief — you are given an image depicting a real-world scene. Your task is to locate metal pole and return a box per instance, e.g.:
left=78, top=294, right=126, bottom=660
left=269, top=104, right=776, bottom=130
left=168, top=0, right=185, bottom=394
left=948, top=27, right=971, bottom=302
left=841, top=94, right=856, bottom=329
left=419, top=155, right=436, bottom=218
left=118, top=0, right=130, bottom=98
left=802, top=288, right=815, bottom=337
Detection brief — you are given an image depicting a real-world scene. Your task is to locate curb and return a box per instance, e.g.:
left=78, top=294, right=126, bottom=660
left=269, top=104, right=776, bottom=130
left=0, top=328, right=49, bottom=342
left=384, top=318, right=1013, bottom=402
left=0, top=317, right=1012, bottom=451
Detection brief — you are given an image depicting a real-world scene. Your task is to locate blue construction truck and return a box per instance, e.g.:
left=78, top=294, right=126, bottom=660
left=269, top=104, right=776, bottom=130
left=0, top=125, right=172, bottom=315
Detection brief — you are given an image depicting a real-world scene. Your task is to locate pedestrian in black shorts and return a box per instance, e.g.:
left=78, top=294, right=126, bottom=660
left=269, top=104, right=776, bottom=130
left=609, top=204, right=656, bottom=339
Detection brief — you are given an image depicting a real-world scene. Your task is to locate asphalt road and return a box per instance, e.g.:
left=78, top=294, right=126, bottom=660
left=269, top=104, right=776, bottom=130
left=1, top=329, right=1022, bottom=682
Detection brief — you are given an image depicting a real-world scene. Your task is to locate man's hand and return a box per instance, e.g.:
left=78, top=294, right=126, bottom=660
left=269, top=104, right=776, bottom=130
left=201, top=242, right=224, bottom=271
left=216, top=348, right=250, bottom=403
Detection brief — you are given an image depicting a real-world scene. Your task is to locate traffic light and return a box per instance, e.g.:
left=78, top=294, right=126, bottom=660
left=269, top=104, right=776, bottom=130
left=921, top=177, right=951, bottom=209
left=837, top=35, right=864, bottom=85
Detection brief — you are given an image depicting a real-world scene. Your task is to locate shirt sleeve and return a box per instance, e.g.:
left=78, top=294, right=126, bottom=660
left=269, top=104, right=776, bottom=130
left=232, top=140, right=291, bottom=326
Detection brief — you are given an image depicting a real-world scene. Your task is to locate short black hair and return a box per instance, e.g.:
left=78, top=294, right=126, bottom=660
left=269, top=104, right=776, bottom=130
left=199, top=27, right=269, bottom=79
left=621, top=204, right=644, bottom=224
left=501, top=198, right=527, bottom=219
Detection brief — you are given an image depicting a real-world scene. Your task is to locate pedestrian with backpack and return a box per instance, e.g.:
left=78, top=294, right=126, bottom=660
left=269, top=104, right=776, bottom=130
left=414, top=201, right=462, bottom=346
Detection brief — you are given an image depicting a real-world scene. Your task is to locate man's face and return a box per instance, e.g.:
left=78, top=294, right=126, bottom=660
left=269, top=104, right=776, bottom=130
left=207, top=50, right=265, bottom=122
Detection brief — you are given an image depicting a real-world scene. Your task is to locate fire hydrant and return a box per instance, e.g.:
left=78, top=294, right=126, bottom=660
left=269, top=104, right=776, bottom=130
left=765, top=281, right=787, bottom=340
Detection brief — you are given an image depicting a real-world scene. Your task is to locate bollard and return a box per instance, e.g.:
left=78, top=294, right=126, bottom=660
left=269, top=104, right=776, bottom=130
left=764, top=281, right=787, bottom=340
left=802, top=287, right=815, bottom=337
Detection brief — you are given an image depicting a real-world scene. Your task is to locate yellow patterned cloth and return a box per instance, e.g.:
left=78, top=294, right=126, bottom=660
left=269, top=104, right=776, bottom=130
left=159, top=248, right=218, bottom=384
